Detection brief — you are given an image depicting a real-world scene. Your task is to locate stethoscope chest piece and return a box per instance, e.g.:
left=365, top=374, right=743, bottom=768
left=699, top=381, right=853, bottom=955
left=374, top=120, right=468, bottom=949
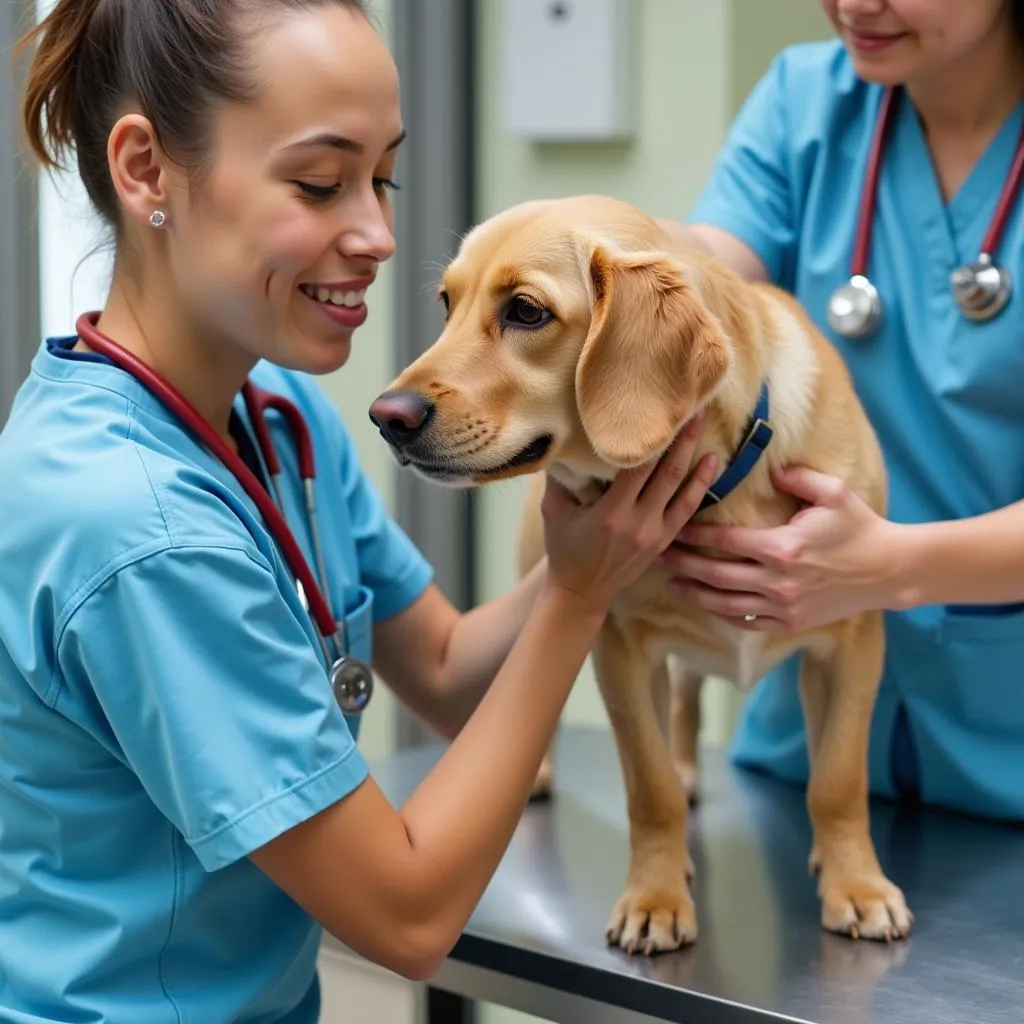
left=827, top=274, right=881, bottom=339
left=330, top=654, right=374, bottom=715
left=950, top=254, right=1012, bottom=322
left=827, top=84, right=1024, bottom=339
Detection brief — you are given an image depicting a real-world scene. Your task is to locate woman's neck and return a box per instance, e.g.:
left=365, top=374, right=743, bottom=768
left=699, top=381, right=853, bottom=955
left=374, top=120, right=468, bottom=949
left=905, top=23, right=1024, bottom=138
left=89, top=282, right=255, bottom=447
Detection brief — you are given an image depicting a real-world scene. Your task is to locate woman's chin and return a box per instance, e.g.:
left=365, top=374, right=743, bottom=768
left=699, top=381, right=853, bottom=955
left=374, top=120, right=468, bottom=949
left=303, top=338, right=353, bottom=376
left=262, top=331, right=352, bottom=377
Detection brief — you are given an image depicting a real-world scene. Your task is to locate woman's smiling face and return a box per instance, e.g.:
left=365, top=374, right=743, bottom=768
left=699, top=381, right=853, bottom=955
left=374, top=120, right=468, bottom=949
left=161, top=4, right=404, bottom=375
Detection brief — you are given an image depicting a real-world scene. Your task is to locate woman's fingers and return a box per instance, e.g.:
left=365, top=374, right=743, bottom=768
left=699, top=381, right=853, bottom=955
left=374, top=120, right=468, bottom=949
left=665, top=453, right=718, bottom=532
left=675, top=523, right=774, bottom=561
left=600, top=415, right=708, bottom=510
left=669, top=579, right=774, bottom=621
left=659, top=548, right=767, bottom=594
left=639, top=414, right=709, bottom=513
left=540, top=473, right=581, bottom=523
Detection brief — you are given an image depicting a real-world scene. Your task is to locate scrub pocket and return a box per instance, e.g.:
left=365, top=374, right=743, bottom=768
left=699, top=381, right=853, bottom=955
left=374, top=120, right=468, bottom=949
left=336, top=585, right=374, bottom=737
left=937, top=603, right=1024, bottom=736
left=339, top=584, right=374, bottom=664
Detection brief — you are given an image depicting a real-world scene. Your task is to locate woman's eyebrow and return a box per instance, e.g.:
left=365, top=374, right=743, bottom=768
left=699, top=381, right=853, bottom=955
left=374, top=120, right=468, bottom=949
left=282, top=129, right=407, bottom=154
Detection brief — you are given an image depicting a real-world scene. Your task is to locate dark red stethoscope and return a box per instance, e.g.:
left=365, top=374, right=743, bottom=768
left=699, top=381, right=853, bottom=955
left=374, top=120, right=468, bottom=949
left=75, top=311, right=373, bottom=716
left=827, top=86, right=1024, bottom=339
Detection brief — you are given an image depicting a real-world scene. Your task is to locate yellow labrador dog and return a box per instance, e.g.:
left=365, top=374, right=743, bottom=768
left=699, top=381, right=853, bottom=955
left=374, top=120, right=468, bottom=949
left=369, top=195, right=911, bottom=953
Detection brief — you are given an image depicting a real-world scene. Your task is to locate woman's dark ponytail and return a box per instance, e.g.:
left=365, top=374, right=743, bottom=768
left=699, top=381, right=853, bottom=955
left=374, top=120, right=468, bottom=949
left=14, top=0, right=369, bottom=230
left=17, top=0, right=105, bottom=172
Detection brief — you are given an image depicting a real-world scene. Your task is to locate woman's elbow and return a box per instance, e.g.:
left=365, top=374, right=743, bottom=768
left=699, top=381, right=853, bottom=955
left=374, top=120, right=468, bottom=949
left=655, top=217, right=710, bottom=254
left=393, top=917, right=459, bottom=981
left=391, top=950, right=447, bottom=983
left=327, top=917, right=455, bottom=983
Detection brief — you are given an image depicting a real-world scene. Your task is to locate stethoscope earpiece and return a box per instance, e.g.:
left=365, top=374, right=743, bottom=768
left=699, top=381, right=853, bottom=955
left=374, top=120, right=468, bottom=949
left=828, top=86, right=1023, bottom=341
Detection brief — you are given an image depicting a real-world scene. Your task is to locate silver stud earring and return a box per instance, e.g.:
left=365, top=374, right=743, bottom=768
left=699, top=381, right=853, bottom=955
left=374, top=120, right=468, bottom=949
left=149, top=210, right=167, bottom=229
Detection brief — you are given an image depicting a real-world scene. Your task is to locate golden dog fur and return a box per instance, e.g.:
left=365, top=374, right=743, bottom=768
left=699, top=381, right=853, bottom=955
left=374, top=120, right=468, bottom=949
left=371, top=194, right=911, bottom=953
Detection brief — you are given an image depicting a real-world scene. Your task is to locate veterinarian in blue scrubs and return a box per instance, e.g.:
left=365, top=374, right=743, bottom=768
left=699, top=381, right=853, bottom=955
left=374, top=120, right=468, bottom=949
left=659, top=0, right=1024, bottom=822
left=0, top=2, right=717, bottom=1021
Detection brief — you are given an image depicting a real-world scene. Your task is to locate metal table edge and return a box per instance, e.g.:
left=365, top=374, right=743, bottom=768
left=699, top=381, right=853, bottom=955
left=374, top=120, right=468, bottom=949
left=437, top=929, right=812, bottom=1024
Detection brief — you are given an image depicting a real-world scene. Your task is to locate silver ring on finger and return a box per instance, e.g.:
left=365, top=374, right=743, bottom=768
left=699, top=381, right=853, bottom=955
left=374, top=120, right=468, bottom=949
left=743, top=613, right=758, bottom=623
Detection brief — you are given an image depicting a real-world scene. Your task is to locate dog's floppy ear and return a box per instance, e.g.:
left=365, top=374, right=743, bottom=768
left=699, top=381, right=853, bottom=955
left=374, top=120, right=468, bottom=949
left=575, top=246, right=731, bottom=467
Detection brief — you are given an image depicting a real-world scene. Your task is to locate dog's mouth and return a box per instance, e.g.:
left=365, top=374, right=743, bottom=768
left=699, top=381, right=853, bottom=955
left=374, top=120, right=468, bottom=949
left=398, top=435, right=553, bottom=485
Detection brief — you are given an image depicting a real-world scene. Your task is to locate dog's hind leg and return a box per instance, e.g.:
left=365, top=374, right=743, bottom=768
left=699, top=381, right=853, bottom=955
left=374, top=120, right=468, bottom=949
left=665, top=656, right=703, bottom=804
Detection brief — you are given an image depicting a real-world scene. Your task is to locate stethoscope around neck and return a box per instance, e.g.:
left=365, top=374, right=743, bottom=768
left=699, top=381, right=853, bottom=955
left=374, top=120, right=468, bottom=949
left=827, top=85, right=1024, bottom=339
left=74, top=311, right=374, bottom=717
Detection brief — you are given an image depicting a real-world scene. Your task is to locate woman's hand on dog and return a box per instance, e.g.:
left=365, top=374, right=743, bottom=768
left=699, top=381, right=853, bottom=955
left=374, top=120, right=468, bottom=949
left=660, top=465, right=908, bottom=631
left=541, top=414, right=718, bottom=615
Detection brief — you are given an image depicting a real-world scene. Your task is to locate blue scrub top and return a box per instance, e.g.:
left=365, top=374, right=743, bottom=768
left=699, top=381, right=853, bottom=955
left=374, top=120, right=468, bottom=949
left=688, top=39, right=1024, bottom=822
left=0, top=337, right=433, bottom=1021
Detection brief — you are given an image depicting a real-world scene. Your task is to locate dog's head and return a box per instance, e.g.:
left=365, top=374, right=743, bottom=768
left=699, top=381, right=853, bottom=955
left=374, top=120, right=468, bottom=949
left=369, top=195, right=732, bottom=486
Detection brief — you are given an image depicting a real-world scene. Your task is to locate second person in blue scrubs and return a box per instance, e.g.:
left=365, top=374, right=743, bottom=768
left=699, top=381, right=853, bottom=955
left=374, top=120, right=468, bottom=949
left=658, top=0, right=1024, bottom=821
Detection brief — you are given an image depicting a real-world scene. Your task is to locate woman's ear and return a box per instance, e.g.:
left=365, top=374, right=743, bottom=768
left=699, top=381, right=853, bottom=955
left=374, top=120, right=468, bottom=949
left=107, top=113, right=173, bottom=228
left=575, top=245, right=731, bottom=467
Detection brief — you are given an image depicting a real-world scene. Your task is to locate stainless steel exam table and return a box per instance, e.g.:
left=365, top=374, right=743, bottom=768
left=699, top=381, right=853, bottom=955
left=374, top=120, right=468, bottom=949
left=345, top=725, right=1024, bottom=1024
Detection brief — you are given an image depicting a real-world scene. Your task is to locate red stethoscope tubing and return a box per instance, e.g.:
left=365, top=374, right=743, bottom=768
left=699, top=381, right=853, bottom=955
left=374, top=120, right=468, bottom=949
left=851, top=86, right=899, bottom=277
left=851, top=86, right=1024, bottom=276
left=247, top=387, right=315, bottom=481
left=74, top=311, right=338, bottom=641
left=985, top=116, right=1024, bottom=256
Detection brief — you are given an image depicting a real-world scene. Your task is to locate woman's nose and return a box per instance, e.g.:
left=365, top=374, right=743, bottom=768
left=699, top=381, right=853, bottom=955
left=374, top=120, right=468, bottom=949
left=836, top=0, right=887, bottom=16
left=340, top=190, right=397, bottom=263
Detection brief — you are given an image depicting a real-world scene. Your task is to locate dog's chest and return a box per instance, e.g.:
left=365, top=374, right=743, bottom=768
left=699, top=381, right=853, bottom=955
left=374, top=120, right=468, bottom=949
left=683, top=626, right=774, bottom=692
left=613, top=589, right=809, bottom=692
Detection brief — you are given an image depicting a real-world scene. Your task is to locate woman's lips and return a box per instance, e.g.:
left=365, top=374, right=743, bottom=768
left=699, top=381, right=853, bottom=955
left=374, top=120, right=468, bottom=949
left=844, top=28, right=907, bottom=54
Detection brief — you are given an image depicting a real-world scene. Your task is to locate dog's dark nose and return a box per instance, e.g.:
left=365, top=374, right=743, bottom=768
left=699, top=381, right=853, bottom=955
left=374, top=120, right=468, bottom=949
left=368, top=390, right=435, bottom=448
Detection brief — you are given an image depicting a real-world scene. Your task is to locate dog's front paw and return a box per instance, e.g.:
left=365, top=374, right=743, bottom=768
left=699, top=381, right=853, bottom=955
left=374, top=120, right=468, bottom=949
left=817, top=869, right=913, bottom=942
left=605, top=873, right=697, bottom=955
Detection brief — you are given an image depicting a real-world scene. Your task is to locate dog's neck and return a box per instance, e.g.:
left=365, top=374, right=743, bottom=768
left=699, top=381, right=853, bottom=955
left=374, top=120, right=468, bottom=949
left=547, top=462, right=613, bottom=508
left=550, top=376, right=772, bottom=510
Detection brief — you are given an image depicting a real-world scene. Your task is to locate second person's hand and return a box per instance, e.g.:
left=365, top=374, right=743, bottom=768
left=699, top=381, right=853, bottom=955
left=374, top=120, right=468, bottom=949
left=541, top=414, right=719, bottom=613
left=664, top=465, right=904, bottom=631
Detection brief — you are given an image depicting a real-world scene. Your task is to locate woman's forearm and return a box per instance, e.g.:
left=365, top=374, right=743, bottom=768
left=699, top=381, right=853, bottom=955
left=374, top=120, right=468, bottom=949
left=251, top=579, right=604, bottom=981
left=249, top=424, right=717, bottom=979
left=894, top=499, right=1024, bottom=608
left=654, top=218, right=769, bottom=283
left=399, top=581, right=603, bottom=951
left=430, top=558, right=548, bottom=736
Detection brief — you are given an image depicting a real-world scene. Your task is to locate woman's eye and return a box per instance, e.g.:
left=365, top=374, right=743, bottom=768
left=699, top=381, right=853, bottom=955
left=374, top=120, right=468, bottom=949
left=295, top=178, right=399, bottom=201
left=295, top=181, right=340, bottom=201
left=502, top=296, right=552, bottom=329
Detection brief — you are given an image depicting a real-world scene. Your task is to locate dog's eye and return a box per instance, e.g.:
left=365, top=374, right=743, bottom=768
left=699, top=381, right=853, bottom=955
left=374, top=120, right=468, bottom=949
left=503, top=296, right=552, bottom=329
